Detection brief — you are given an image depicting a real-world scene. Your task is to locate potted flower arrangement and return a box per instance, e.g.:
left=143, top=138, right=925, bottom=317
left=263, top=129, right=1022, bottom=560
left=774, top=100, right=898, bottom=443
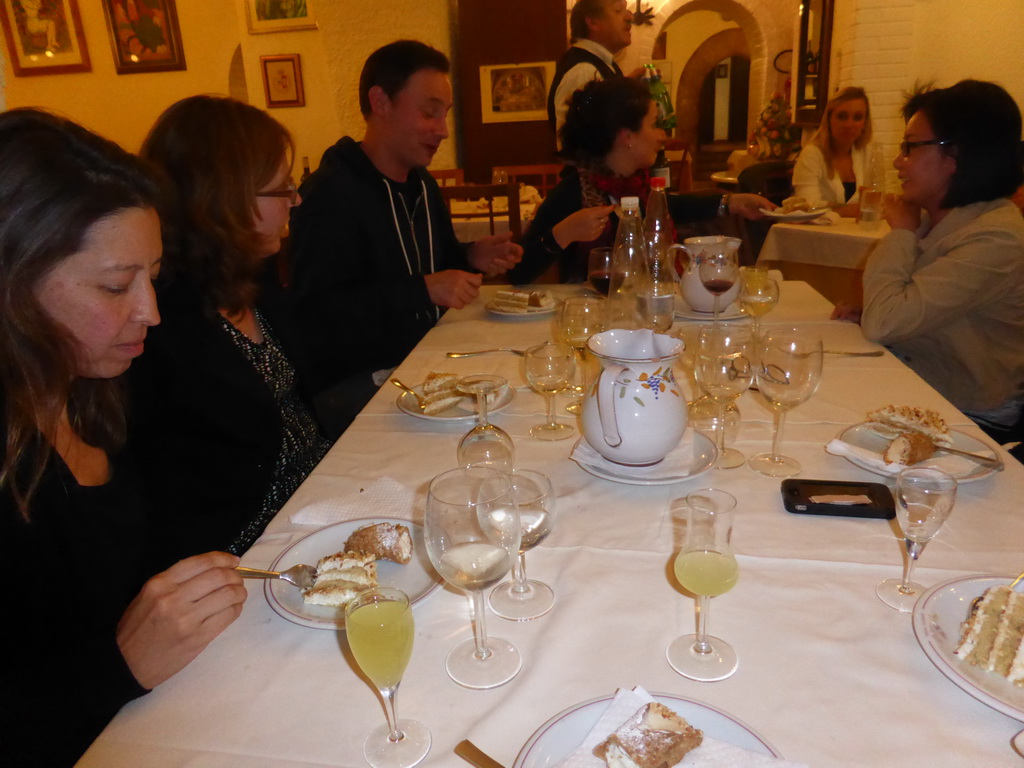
left=748, top=92, right=800, bottom=161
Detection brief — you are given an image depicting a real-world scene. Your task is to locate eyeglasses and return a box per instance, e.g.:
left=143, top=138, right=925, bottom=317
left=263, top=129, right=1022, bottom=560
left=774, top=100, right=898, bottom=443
left=899, top=139, right=951, bottom=158
left=257, top=182, right=298, bottom=204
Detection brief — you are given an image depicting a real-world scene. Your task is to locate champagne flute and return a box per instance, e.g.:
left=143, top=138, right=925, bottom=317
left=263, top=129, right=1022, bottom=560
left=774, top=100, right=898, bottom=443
left=489, top=469, right=556, bottom=621
left=739, top=267, right=780, bottom=340
left=424, top=467, right=522, bottom=689
left=524, top=342, right=575, bottom=440
left=747, top=328, right=823, bottom=477
left=456, top=374, right=514, bottom=471
left=698, top=249, right=739, bottom=325
left=666, top=489, right=739, bottom=682
left=694, top=325, right=753, bottom=468
left=557, top=296, right=604, bottom=414
left=876, top=467, right=957, bottom=612
left=345, top=587, right=431, bottom=768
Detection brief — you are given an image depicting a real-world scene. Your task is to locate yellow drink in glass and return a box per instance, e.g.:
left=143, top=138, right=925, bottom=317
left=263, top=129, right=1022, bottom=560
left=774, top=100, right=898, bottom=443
left=674, top=549, right=738, bottom=596
left=347, top=598, right=414, bottom=690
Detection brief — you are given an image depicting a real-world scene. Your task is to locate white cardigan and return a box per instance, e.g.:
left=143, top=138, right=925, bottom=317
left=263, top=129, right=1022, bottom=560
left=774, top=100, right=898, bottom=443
left=792, top=143, right=870, bottom=205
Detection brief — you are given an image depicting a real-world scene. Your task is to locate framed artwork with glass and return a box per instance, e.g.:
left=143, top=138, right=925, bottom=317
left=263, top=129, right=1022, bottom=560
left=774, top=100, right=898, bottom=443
left=101, top=0, right=186, bottom=74
left=246, top=0, right=317, bottom=34
left=0, top=0, right=90, bottom=76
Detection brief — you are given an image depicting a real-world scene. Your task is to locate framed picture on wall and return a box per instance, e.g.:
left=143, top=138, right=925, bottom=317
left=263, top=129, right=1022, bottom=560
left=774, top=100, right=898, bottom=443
left=0, top=0, right=91, bottom=76
left=101, top=0, right=186, bottom=74
left=246, top=0, right=317, bottom=34
left=261, top=54, right=305, bottom=108
left=479, top=61, right=555, bottom=124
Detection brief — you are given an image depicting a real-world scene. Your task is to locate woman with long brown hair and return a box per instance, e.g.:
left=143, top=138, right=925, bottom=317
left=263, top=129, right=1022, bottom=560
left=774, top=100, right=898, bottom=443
left=133, top=95, right=329, bottom=566
left=792, top=86, right=874, bottom=217
left=0, top=109, right=246, bottom=766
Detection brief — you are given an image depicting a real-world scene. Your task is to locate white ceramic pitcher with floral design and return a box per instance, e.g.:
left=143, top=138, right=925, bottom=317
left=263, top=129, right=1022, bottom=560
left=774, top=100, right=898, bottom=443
left=581, top=329, right=686, bottom=465
left=677, top=236, right=742, bottom=313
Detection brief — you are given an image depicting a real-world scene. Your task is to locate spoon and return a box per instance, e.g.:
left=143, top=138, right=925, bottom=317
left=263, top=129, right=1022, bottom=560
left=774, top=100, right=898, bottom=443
left=455, top=739, right=506, bottom=768
left=236, top=564, right=316, bottom=590
left=389, top=377, right=425, bottom=409
left=447, top=348, right=527, bottom=358
left=933, top=445, right=1004, bottom=471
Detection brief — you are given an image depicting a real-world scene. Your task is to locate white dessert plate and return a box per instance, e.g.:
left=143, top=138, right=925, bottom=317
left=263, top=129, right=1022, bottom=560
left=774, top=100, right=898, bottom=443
left=836, top=423, right=1000, bottom=482
left=912, top=574, right=1024, bottom=722
left=513, top=692, right=782, bottom=767
left=486, top=300, right=556, bottom=319
left=396, top=383, right=515, bottom=421
left=571, top=432, right=717, bottom=486
left=264, top=518, right=440, bottom=630
left=673, top=295, right=746, bottom=321
left=759, top=207, right=830, bottom=222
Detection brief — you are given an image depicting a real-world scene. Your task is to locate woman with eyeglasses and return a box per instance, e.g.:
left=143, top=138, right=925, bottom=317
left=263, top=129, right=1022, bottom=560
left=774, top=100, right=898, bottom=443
left=792, top=86, right=874, bottom=217
left=845, top=80, right=1024, bottom=440
left=133, top=95, right=329, bottom=566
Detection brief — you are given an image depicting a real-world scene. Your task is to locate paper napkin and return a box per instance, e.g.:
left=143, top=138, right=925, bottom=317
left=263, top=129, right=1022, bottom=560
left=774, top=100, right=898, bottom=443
left=571, top=432, right=696, bottom=480
left=555, top=687, right=807, bottom=768
left=825, top=439, right=979, bottom=475
left=810, top=211, right=840, bottom=225
left=289, top=476, right=416, bottom=525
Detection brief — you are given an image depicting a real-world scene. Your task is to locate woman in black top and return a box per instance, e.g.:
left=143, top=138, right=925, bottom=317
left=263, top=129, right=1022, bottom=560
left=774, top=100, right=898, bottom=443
left=0, top=110, right=246, bottom=767
left=133, top=96, right=329, bottom=567
left=510, top=77, right=771, bottom=284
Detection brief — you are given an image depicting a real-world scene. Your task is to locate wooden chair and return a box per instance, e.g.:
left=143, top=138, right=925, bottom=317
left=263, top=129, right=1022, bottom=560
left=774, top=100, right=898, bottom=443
left=491, top=163, right=563, bottom=198
left=662, top=139, right=693, bottom=193
left=429, top=168, right=465, bottom=187
left=440, top=182, right=522, bottom=240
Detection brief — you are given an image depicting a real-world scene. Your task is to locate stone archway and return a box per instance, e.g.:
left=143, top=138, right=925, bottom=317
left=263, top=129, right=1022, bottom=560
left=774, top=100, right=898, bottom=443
left=676, top=29, right=749, bottom=150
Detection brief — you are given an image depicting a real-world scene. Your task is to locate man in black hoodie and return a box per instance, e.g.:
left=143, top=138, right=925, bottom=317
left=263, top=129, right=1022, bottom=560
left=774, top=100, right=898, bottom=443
left=289, top=40, right=522, bottom=436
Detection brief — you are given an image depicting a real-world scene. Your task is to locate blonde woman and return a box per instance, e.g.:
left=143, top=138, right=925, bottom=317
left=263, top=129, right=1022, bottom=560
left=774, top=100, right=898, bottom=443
left=792, top=86, right=874, bottom=217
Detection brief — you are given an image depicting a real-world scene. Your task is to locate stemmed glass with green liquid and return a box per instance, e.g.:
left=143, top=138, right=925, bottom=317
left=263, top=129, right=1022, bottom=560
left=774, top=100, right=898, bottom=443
left=345, top=587, right=431, bottom=768
left=666, top=489, right=739, bottom=682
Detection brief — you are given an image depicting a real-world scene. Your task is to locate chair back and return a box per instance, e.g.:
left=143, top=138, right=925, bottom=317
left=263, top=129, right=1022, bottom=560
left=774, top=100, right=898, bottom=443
left=440, top=182, right=521, bottom=240
left=737, top=161, right=794, bottom=204
left=491, top=164, right=562, bottom=198
left=429, top=168, right=465, bottom=187
left=662, top=140, right=693, bottom=193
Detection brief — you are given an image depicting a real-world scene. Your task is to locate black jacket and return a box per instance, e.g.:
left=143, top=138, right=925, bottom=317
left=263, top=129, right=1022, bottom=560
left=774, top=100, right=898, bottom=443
left=288, top=137, right=472, bottom=394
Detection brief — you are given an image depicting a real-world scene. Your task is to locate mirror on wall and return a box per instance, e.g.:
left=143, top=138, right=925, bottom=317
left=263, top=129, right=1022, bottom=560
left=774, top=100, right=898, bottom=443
left=794, top=0, right=833, bottom=125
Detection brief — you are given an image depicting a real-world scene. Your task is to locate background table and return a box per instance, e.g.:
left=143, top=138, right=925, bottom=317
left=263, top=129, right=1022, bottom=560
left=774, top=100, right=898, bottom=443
left=758, top=219, right=889, bottom=305
left=80, top=283, right=1024, bottom=768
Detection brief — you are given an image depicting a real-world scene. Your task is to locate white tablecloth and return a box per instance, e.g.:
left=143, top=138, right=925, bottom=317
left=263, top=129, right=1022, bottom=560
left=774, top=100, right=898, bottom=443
left=80, top=283, right=1024, bottom=768
left=758, top=218, right=889, bottom=270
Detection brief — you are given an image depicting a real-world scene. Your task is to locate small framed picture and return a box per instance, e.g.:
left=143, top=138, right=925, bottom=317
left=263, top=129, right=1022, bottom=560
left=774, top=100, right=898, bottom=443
left=246, top=0, right=317, bottom=34
left=0, top=0, right=91, bottom=77
left=479, top=61, right=555, bottom=124
left=261, top=54, right=305, bottom=108
left=715, top=63, right=729, bottom=79
left=101, top=0, right=186, bottom=74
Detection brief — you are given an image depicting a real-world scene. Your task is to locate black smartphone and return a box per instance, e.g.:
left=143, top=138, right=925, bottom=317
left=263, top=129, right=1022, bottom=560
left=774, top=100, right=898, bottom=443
left=781, top=479, right=895, bottom=519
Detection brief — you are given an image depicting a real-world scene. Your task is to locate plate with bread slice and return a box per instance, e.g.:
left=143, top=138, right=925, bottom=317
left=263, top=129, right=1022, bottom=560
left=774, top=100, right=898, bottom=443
left=264, top=518, right=441, bottom=629
left=396, top=372, right=515, bottom=420
left=759, top=195, right=831, bottom=222
left=829, top=405, right=1002, bottom=482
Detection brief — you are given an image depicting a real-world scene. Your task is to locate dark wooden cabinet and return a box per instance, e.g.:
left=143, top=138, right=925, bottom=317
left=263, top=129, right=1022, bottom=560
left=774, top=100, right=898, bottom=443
left=455, top=0, right=567, bottom=182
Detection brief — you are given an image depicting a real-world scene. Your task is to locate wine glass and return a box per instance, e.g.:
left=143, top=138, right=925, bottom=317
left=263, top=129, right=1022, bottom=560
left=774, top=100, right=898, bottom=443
left=698, top=249, right=740, bottom=325
left=345, top=587, right=431, bottom=768
left=587, top=247, right=614, bottom=296
left=524, top=342, right=575, bottom=440
left=424, top=467, right=522, bottom=689
left=747, top=328, right=823, bottom=477
left=666, top=489, right=739, bottom=682
left=456, top=374, right=514, bottom=471
left=739, top=267, right=780, bottom=340
left=557, top=296, right=605, bottom=414
left=489, top=469, right=556, bottom=621
left=876, top=467, right=957, bottom=613
left=694, top=325, right=753, bottom=468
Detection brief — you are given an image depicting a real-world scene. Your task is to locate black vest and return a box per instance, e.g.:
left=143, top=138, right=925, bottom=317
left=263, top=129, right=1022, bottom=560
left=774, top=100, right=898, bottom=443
left=547, top=45, right=622, bottom=128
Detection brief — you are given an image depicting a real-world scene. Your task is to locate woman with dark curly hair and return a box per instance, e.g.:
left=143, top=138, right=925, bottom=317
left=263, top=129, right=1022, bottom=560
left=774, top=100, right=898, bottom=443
left=0, top=109, right=246, bottom=767
left=134, top=95, right=329, bottom=566
left=851, top=80, right=1024, bottom=438
left=509, top=76, right=770, bottom=283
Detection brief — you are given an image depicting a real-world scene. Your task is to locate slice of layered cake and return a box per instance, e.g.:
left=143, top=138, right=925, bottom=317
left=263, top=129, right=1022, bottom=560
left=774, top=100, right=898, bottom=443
left=955, top=585, right=1024, bottom=687
left=593, top=702, right=703, bottom=768
left=491, top=289, right=554, bottom=313
left=420, top=372, right=467, bottom=415
left=303, top=550, right=377, bottom=607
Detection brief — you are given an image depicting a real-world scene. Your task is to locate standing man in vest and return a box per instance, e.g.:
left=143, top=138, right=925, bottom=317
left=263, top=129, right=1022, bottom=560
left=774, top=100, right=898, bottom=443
left=548, top=0, right=633, bottom=146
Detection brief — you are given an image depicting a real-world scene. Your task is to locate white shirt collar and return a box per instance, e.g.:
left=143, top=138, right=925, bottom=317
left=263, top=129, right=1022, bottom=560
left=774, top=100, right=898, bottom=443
left=574, top=39, right=616, bottom=68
